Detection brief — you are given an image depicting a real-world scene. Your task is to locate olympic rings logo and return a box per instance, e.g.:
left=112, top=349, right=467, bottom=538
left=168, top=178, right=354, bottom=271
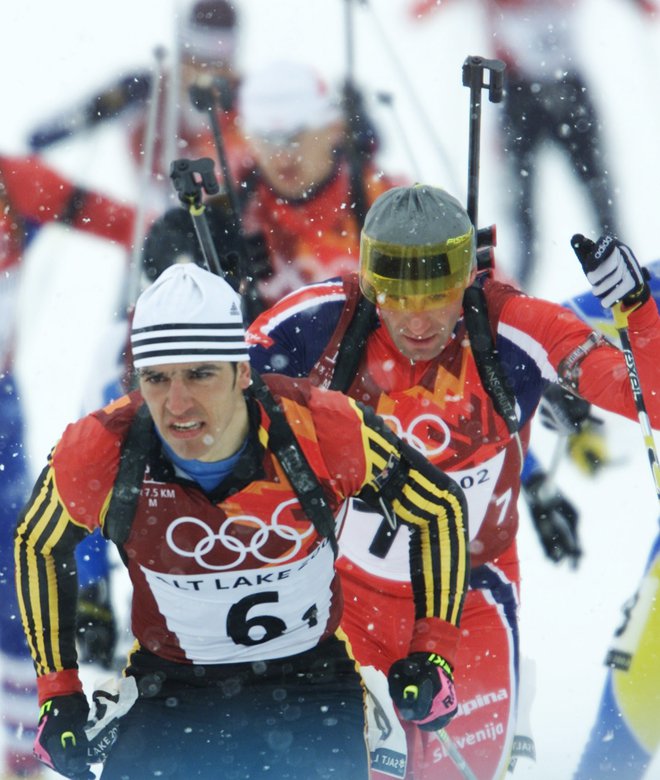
left=380, top=412, right=451, bottom=458
left=165, top=499, right=316, bottom=571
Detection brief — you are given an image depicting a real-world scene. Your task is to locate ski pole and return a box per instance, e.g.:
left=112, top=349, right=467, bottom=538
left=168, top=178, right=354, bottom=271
left=536, top=433, right=567, bottom=503
left=188, top=81, right=242, bottom=231
left=124, top=46, right=168, bottom=310
left=611, top=301, right=660, bottom=506
left=343, top=0, right=370, bottom=228
left=535, top=434, right=582, bottom=568
left=436, top=728, right=479, bottom=780
left=401, top=682, right=478, bottom=780
left=361, top=0, right=463, bottom=194
left=462, top=55, right=505, bottom=244
left=161, top=7, right=182, bottom=186
left=188, top=79, right=264, bottom=321
left=571, top=234, right=660, bottom=506
left=169, top=157, right=225, bottom=279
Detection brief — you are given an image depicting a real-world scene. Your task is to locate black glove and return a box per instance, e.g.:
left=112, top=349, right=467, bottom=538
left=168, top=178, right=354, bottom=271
left=76, top=581, right=117, bottom=669
left=33, top=693, right=93, bottom=779
left=538, top=384, right=592, bottom=436
left=538, top=385, right=609, bottom=475
left=571, top=234, right=650, bottom=309
left=522, top=472, right=582, bottom=566
left=388, top=652, right=457, bottom=731
left=89, top=72, right=152, bottom=123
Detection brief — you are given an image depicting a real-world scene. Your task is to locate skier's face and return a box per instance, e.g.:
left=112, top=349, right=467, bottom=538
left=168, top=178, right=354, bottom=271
left=139, top=360, right=252, bottom=461
left=180, top=55, right=235, bottom=95
left=248, top=122, right=344, bottom=199
left=379, top=290, right=465, bottom=362
left=179, top=57, right=236, bottom=132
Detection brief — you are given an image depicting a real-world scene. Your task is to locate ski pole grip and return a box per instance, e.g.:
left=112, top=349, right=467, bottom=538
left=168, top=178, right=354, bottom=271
left=169, top=158, right=224, bottom=278
left=462, top=56, right=505, bottom=104
left=170, top=158, right=220, bottom=207
left=462, top=56, right=505, bottom=229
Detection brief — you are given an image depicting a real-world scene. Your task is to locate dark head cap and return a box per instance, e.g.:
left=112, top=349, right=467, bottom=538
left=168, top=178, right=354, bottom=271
left=180, top=0, right=238, bottom=66
left=359, top=184, right=475, bottom=310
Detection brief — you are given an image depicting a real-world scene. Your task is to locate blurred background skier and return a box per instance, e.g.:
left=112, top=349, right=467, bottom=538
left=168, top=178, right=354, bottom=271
left=0, top=152, right=134, bottom=779
left=409, top=0, right=658, bottom=290
left=27, top=0, right=251, bottom=210
left=235, top=58, right=405, bottom=306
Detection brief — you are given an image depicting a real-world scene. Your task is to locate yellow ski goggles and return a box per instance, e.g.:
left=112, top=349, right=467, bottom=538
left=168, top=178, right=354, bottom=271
left=359, top=227, right=475, bottom=311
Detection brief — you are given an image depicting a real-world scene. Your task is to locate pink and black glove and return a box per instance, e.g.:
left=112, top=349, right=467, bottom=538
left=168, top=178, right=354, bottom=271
left=571, top=234, right=650, bottom=310
left=388, top=652, right=457, bottom=731
left=34, top=692, right=93, bottom=779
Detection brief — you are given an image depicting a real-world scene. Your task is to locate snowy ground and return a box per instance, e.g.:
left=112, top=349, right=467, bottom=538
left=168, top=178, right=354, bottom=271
left=2, top=0, right=660, bottom=778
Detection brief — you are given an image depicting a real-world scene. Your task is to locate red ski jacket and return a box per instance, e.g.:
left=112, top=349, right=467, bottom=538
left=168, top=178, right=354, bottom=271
left=16, top=374, right=468, bottom=703
left=248, top=274, right=660, bottom=571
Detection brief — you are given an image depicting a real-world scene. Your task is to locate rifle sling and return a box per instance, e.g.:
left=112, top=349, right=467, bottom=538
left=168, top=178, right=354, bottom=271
left=249, top=372, right=339, bottom=556
left=462, top=284, right=520, bottom=438
left=103, top=403, right=153, bottom=554
left=329, top=296, right=378, bottom=392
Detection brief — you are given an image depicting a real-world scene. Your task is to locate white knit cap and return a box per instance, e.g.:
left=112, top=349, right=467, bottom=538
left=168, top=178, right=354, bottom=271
left=131, top=264, right=248, bottom=368
left=239, top=60, right=341, bottom=139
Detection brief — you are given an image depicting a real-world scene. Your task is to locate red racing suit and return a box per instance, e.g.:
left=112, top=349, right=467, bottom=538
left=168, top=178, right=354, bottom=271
left=127, top=80, right=253, bottom=205
left=15, top=375, right=467, bottom=711
left=0, top=153, right=135, bottom=370
left=247, top=273, right=660, bottom=779
left=241, top=160, right=403, bottom=306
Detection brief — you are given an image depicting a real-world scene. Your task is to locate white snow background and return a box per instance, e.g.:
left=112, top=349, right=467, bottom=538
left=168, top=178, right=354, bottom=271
left=1, top=0, right=659, bottom=777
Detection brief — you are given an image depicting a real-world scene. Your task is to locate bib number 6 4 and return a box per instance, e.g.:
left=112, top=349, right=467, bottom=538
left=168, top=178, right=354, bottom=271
left=227, top=592, right=318, bottom=646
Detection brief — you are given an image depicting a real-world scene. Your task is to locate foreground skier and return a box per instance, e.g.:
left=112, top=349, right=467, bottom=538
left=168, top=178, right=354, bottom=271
left=247, top=183, right=660, bottom=778
left=16, top=263, right=468, bottom=779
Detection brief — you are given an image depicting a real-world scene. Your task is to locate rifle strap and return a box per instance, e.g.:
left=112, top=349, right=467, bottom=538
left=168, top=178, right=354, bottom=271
left=103, top=403, right=153, bottom=550
left=329, top=295, right=378, bottom=392
left=463, top=283, right=524, bottom=470
left=250, top=371, right=339, bottom=556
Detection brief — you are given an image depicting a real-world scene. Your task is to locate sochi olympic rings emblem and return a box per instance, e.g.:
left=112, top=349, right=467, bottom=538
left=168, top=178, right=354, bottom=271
left=380, top=412, right=451, bottom=458
left=165, top=498, right=316, bottom=571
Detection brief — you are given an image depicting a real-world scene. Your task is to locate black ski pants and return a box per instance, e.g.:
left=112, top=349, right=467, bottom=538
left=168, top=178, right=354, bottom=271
left=100, top=635, right=369, bottom=779
left=500, top=70, right=619, bottom=288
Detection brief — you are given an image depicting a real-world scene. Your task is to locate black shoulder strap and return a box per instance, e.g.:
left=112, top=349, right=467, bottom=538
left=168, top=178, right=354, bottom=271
left=329, top=295, right=377, bottom=392
left=104, top=403, right=153, bottom=548
left=462, top=283, right=523, bottom=469
left=250, top=371, right=339, bottom=556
